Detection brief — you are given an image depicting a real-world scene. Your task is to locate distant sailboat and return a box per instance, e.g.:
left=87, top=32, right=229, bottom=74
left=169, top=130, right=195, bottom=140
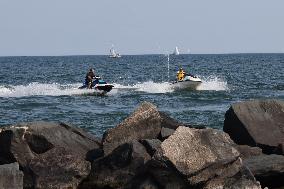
left=173, top=46, right=180, bottom=55
left=109, top=46, right=121, bottom=58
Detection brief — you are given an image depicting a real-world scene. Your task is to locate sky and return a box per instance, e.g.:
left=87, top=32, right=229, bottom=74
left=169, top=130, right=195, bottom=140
left=0, top=0, right=284, bottom=56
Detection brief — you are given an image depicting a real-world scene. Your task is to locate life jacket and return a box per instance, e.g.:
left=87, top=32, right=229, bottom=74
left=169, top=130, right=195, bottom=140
left=177, top=70, right=185, bottom=81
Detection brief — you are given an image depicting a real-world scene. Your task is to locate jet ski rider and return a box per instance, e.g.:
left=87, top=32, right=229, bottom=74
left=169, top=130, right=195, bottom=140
left=177, top=67, right=186, bottom=81
left=86, top=68, right=95, bottom=89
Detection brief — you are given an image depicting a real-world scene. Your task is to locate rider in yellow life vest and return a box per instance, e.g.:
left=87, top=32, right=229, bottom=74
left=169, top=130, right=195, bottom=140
left=177, top=68, right=186, bottom=81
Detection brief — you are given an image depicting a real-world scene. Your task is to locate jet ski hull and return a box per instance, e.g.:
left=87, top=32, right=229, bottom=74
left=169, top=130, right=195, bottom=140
left=78, top=77, right=114, bottom=94
left=171, top=75, right=202, bottom=89
left=96, top=84, right=114, bottom=92
left=172, top=80, right=201, bottom=89
left=79, top=83, right=113, bottom=91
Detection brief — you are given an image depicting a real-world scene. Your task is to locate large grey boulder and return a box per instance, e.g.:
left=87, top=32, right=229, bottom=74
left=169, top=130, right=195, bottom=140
left=0, top=122, right=101, bottom=189
left=155, top=126, right=241, bottom=185
left=224, top=99, right=284, bottom=155
left=244, top=154, right=284, bottom=188
left=0, top=162, right=23, bottom=189
left=145, top=126, right=261, bottom=188
left=79, top=140, right=151, bottom=189
left=102, top=102, right=180, bottom=155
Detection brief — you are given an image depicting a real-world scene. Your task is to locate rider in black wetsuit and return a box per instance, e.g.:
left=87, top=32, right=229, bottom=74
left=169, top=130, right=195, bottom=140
left=86, top=69, right=95, bottom=89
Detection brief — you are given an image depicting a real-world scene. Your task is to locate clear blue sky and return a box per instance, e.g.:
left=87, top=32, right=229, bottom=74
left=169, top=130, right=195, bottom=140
left=0, top=0, right=284, bottom=56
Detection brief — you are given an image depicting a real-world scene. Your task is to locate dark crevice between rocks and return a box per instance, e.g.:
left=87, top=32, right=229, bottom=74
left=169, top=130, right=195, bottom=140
left=255, top=171, right=284, bottom=189
left=85, top=148, right=104, bottom=162
left=24, top=133, right=54, bottom=154
left=145, top=159, right=190, bottom=188
left=0, top=130, right=17, bottom=164
left=125, top=170, right=164, bottom=189
left=257, top=143, right=283, bottom=155
left=21, top=165, right=37, bottom=189
left=108, top=143, right=133, bottom=169
left=224, top=107, right=256, bottom=146
left=185, top=124, right=207, bottom=129
left=79, top=142, right=144, bottom=189
left=78, top=179, right=114, bottom=189
left=94, top=143, right=133, bottom=170
left=139, top=139, right=161, bottom=157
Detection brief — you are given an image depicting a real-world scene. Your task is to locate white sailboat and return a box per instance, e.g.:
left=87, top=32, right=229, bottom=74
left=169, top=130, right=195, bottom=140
left=109, top=46, right=121, bottom=58
left=173, top=46, right=180, bottom=55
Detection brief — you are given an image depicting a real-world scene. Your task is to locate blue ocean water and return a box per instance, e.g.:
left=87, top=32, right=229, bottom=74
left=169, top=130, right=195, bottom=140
left=0, top=54, right=283, bottom=136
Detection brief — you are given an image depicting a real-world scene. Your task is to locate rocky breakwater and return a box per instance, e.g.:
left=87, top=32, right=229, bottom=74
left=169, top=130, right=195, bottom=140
left=224, top=99, right=284, bottom=188
left=79, top=102, right=262, bottom=189
left=0, top=122, right=101, bottom=189
left=1, top=100, right=283, bottom=188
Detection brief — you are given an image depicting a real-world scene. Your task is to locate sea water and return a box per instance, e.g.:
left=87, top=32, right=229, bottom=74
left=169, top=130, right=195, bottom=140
left=0, top=54, right=283, bottom=136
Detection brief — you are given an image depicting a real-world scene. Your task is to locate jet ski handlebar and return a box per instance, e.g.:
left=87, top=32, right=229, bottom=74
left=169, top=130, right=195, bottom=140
left=93, top=76, right=101, bottom=79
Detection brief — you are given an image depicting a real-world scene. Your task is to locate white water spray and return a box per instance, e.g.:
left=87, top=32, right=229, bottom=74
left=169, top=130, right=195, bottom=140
left=0, top=76, right=229, bottom=98
left=0, top=83, right=92, bottom=98
left=196, top=76, right=229, bottom=91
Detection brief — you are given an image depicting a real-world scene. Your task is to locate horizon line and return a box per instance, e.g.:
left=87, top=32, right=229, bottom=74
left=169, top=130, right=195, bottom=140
left=0, top=52, right=284, bottom=57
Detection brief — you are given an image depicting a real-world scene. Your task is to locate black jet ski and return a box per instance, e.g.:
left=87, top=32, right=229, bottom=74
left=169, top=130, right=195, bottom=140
left=79, top=76, right=114, bottom=94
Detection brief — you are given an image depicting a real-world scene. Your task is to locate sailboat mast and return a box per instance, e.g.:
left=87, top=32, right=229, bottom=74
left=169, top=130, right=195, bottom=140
left=167, top=54, right=170, bottom=81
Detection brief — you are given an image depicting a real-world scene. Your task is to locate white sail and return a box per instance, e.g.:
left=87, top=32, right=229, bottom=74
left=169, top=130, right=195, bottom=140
left=110, top=48, right=116, bottom=56
left=109, top=46, right=121, bottom=58
left=173, top=46, right=180, bottom=55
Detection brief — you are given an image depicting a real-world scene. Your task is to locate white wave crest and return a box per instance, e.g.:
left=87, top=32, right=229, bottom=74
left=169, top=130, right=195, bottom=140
left=196, top=76, right=229, bottom=91
left=134, top=81, right=174, bottom=93
left=113, top=81, right=174, bottom=94
left=0, top=83, right=92, bottom=98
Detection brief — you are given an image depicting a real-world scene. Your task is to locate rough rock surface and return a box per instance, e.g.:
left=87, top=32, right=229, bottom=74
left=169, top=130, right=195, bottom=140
left=146, top=126, right=264, bottom=188
left=244, top=154, right=284, bottom=188
left=79, top=140, right=151, bottom=189
left=156, top=126, right=241, bottom=185
left=234, top=145, right=263, bottom=160
left=0, top=122, right=101, bottom=188
left=204, top=166, right=262, bottom=189
left=0, top=162, right=23, bottom=189
left=224, top=99, right=284, bottom=155
left=29, top=147, right=90, bottom=188
left=102, top=102, right=180, bottom=155
left=134, top=158, right=190, bottom=189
